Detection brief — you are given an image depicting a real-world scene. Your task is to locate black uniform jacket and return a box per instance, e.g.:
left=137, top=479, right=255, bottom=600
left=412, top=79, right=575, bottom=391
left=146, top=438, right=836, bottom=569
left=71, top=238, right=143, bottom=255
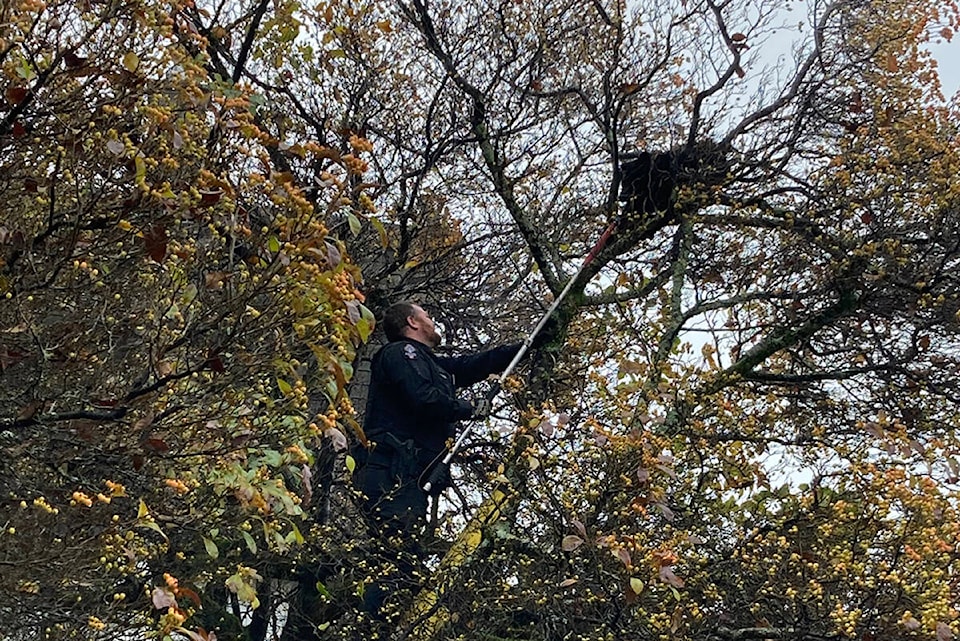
left=363, top=339, right=521, bottom=456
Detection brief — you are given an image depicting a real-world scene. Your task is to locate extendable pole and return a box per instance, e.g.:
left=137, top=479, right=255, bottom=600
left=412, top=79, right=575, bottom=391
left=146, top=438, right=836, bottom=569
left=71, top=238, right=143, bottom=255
left=423, top=219, right=616, bottom=492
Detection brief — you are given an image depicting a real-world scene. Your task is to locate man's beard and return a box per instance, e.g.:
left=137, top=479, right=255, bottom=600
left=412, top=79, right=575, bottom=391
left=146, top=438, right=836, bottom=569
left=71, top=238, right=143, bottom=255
left=427, top=328, right=442, bottom=347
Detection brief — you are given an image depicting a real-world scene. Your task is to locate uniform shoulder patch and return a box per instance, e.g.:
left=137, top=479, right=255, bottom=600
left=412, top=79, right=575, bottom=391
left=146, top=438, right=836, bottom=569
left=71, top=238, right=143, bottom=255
left=403, top=344, right=418, bottom=360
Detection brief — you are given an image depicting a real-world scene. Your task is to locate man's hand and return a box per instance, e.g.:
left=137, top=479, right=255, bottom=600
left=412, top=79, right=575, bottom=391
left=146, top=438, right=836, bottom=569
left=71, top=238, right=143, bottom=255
left=472, top=397, right=492, bottom=420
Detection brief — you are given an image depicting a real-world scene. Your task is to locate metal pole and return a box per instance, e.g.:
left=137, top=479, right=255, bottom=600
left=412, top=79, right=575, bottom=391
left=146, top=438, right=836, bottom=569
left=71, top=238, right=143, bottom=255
left=422, top=220, right=616, bottom=492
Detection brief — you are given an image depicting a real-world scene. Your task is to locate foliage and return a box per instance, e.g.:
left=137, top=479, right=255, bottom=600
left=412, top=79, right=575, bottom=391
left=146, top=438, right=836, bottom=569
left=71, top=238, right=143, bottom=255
left=3, top=0, right=960, bottom=640
left=0, top=0, right=373, bottom=638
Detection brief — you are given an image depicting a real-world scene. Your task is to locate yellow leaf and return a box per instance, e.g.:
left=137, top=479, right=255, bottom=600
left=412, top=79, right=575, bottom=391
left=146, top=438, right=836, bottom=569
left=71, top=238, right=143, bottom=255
left=137, top=498, right=149, bottom=519
left=376, top=20, right=393, bottom=32
left=122, top=51, right=139, bottom=72
left=629, top=577, right=644, bottom=594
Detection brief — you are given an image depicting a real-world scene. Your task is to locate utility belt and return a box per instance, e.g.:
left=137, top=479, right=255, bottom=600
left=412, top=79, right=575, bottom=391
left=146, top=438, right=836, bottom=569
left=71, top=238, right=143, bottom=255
left=365, top=433, right=449, bottom=495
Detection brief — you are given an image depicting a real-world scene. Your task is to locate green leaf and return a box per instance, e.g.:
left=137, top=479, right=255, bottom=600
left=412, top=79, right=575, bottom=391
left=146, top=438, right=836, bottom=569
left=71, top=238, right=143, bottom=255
left=315, top=581, right=332, bottom=599
left=122, top=51, right=139, bottom=72
left=203, top=536, right=219, bottom=559
left=242, top=530, right=258, bottom=554
left=356, top=318, right=372, bottom=342
left=268, top=235, right=280, bottom=253
left=290, top=524, right=305, bottom=545
left=359, top=303, right=375, bottom=324
left=371, top=217, right=389, bottom=247
left=345, top=455, right=356, bottom=474
left=260, top=448, right=283, bottom=468
left=347, top=212, right=361, bottom=236
left=277, top=378, right=292, bottom=395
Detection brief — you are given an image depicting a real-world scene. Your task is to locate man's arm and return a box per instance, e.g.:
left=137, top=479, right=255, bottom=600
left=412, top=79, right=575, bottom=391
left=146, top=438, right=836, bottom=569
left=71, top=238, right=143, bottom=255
left=435, top=343, right=523, bottom=388
left=383, top=344, right=476, bottom=420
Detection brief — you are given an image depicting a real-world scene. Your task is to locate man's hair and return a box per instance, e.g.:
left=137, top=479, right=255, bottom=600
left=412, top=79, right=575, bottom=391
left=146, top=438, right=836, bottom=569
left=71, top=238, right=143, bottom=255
left=382, top=301, right=418, bottom=342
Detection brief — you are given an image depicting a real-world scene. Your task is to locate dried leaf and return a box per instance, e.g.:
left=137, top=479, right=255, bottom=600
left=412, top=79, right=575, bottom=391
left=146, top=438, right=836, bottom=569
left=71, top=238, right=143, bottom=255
left=324, top=426, right=347, bottom=452
left=144, top=225, right=168, bottom=262
left=5, top=86, right=28, bottom=105
left=204, top=271, right=230, bottom=289
left=301, top=464, right=313, bottom=506
left=561, top=535, right=584, bottom=552
left=937, top=622, right=954, bottom=641
left=199, top=189, right=223, bottom=206
left=151, top=587, right=177, bottom=610
left=346, top=300, right=361, bottom=324
left=325, top=241, right=342, bottom=267
left=659, top=565, right=685, bottom=588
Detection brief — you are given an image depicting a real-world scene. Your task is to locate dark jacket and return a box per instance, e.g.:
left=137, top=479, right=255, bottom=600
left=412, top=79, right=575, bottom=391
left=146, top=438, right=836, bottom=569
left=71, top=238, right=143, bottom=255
left=363, top=339, right=521, bottom=456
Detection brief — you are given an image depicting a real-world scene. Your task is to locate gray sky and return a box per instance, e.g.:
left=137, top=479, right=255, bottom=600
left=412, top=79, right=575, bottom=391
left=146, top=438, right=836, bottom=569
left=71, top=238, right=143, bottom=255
left=929, top=39, right=959, bottom=98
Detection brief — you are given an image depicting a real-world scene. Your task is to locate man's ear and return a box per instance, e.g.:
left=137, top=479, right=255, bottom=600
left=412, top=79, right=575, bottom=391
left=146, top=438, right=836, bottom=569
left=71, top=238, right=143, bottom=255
left=405, top=314, right=418, bottom=332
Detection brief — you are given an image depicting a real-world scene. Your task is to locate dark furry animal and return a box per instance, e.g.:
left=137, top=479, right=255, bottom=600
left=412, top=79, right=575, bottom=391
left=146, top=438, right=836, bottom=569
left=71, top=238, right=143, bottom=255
left=618, top=141, right=730, bottom=238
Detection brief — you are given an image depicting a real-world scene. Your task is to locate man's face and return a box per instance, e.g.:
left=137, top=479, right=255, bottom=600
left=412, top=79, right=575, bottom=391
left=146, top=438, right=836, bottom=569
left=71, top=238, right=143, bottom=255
left=409, top=305, right=442, bottom=347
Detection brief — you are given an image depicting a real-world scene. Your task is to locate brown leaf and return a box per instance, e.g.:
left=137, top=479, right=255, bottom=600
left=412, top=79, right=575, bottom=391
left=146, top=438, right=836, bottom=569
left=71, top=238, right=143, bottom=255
left=884, top=53, right=899, bottom=73
left=325, top=241, right=342, bottom=268
left=561, top=535, right=584, bottom=552
left=659, top=565, right=685, bottom=588
left=204, top=271, right=230, bottom=289
left=144, top=225, right=168, bottom=262
left=142, top=437, right=169, bottom=453
left=346, top=300, right=361, bottom=324
left=731, top=32, right=747, bottom=42
left=198, top=189, right=223, bottom=206
left=24, top=178, right=38, bottom=193
left=207, top=352, right=225, bottom=374
left=5, top=86, right=28, bottom=105
left=17, top=400, right=43, bottom=421
left=151, top=587, right=177, bottom=609
left=63, top=51, right=88, bottom=69
left=178, top=587, right=201, bottom=608
left=937, top=622, right=953, bottom=641
left=301, top=464, right=313, bottom=506
left=614, top=547, right=631, bottom=567
left=656, top=502, right=676, bottom=522
left=571, top=519, right=587, bottom=538
left=12, top=121, right=26, bottom=137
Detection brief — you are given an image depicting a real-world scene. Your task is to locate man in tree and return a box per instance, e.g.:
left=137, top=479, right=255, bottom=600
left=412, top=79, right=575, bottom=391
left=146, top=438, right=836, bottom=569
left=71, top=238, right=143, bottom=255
left=355, top=301, right=522, bottom=617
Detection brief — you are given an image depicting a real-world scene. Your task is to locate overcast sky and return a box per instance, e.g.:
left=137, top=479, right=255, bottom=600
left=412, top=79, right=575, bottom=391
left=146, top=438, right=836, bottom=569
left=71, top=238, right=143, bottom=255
left=929, top=40, right=959, bottom=99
